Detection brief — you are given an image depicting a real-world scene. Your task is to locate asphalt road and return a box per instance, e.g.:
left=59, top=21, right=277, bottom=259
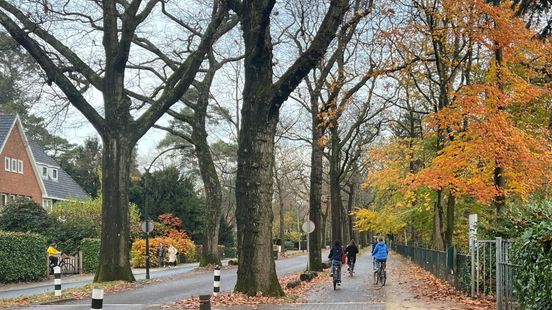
left=15, top=253, right=314, bottom=310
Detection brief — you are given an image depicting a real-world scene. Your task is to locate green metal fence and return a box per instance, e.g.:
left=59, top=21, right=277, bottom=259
left=393, top=244, right=471, bottom=294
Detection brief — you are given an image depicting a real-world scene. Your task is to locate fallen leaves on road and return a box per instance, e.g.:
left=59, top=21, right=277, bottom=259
left=404, top=261, right=495, bottom=310
left=0, top=279, right=160, bottom=308
left=162, top=270, right=330, bottom=309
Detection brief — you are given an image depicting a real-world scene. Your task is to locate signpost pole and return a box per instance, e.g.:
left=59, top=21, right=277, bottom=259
left=302, top=220, right=315, bottom=272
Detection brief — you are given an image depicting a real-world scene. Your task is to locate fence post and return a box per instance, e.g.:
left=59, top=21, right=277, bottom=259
left=469, top=214, right=478, bottom=298
left=54, top=266, right=61, bottom=296
left=79, top=250, right=83, bottom=274
left=91, top=287, right=103, bottom=310
left=213, top=265, right=220, bottom=295
left=496, top=237, right=502, bottom=310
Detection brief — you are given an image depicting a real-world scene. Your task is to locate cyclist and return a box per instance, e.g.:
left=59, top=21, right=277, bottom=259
left=47, top=242, right=61, bottom=274
left=345, top=239, right=359, bottom=273
left=371, top=236, right=388, bottom=272
left=328, top=240, right=343, bottom=286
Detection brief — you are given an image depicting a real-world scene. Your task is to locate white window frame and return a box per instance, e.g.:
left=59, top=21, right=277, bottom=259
left=42, top=166, right=48, bottom=179
left=51, top=168, right=58, bottom=181
left=4, top=157, right=10, bottom=172
left=17, top=160, right=23, bottom=174
left=43, top=198, right=53, bottom=211
left=1, top=194, right=7, bottom=206
left=11, top=158, right=17, bottom=172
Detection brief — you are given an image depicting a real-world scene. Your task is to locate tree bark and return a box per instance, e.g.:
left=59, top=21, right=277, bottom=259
left=432, top=189, right=446, bottom=251
left=273, top=159, right=286, bottom=253
left=308, top=98, right=324, bottom=271
left=445, top=192, right=455, bottom=248
left=94, top=133, right=134, bottom=282
left=329, top=125, right=343, bottom=243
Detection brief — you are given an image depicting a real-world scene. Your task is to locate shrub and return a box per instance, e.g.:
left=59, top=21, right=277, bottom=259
left=224, top=246, right=237, bottom=259
left=46, top=198, right=142, bottom=253
left=511, top=221, right=552, bottom=310
left=0, top=231, right=47, bottom=282
left=81, top=238, right=100, bottom=273
left=0, top=198, right=52, bottom=234
left=131, top=231, right=196, bottom=267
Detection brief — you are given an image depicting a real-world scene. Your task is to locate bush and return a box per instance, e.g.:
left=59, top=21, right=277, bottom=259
left=81, top=238, right=100, bottom=273
left=511, top=221, right=552, bottom=310
left=0, top=198, right=52, bottom=234
left=0, top=231, right=47, bottom=282
left=131, top=231, right=196, bottom=267
left=46, top=198, right=141, bottom=254
left=224, top=246, right=237, bottom=258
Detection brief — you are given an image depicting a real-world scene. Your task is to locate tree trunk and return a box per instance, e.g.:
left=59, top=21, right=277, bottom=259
left=445, top=192, right=455, bottom=248
left=329, top=126, right=343, bottom=243
left=432, top=189, right=446, bottom=251
left=235, top=113, right=282, bottom=296
left=94, top=133, right=135, bottom=282
left=195, top=127, right=222, bottom=266
left=273, top=160, right=286, bottom=253
left=308, top=106, right=324, bottom=270
left=347, top=184, right=355, bottom=243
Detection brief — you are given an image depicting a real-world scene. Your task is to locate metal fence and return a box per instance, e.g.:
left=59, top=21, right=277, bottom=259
left=394, top=239, right=519, bottom=310
left=393, top=244, right=470, bottom=292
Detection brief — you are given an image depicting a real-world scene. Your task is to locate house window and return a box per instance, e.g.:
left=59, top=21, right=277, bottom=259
left=17, top=160, right=23, bottom=174
left=11, top=158, right=17, bottom=172
left=42, top=166, right=48, bottom=179
left=4, top=157, right=10, bottom=172
left=51, top=168, right=58, bottom=181
left=0, top=194, right=7, bottom=206
left=43, top=199, right=53, bottom=211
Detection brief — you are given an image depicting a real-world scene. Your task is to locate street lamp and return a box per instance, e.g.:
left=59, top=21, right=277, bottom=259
left=143, top=145, right=189, bottom=279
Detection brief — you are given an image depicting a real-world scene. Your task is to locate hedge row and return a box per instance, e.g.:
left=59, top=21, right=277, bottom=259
left=81, top=238, right=100, bottom=273
left=0, top=231, right=47, bottom=282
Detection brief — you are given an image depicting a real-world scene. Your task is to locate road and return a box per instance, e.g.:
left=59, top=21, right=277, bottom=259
left=15, top=253, right=313, bottom=310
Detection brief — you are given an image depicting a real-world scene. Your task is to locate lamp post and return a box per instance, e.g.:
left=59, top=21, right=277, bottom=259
left=143, top=145, right=188, bottom=279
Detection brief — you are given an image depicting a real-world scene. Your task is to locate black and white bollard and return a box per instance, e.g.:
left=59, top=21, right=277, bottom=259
left=199, top=294, right=211, bottom=310
left=213, top=265, right=221, bottom=295
left=91, top=287, right=104, bottom=310
left=53, top=266, right=61, bottom=297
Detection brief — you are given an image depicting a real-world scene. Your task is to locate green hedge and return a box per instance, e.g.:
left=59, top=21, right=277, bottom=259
left=81, top=238, right=100, bottom=273
left=512, top=221, right=552, bottom=310
left=0, top=231, right=47, bottom=282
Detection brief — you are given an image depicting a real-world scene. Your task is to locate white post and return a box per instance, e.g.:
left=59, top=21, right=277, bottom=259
left=53, top=266, right=61, bottom=297
left=213, top=265, right=221, bottom=296
left=91, top=287, right=104, bottom=310
left=469, top=214, right=478, bottom=298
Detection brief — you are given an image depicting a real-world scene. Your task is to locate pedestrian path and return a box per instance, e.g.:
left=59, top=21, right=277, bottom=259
left=223, top=251, right=468, bottom=309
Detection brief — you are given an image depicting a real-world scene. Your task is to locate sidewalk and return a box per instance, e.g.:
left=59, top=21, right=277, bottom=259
left=222, top=251, right=470, bottom=309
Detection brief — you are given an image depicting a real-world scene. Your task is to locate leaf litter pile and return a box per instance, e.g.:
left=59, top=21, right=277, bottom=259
left=162, top=271, right=329, bottom=309
left=404, top=261, right=496, bottom=310
left=0, top=279, right=160, bottom=309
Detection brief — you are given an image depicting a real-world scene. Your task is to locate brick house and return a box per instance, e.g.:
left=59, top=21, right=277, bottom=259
left=0, top=114, right=88, bottom=208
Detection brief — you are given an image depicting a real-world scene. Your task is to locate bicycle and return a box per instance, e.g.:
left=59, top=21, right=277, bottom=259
left=373, top=260, right=386, bottom=286
left=331, top=260, right=342, bottom=290
left=347, top=257, right=355, bottom=277
left=49, top=253, right=76, bottom=275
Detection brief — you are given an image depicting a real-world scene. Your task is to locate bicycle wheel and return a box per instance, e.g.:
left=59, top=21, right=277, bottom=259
left=333, top=279, right=337, bottom=290
left=373, top=270, right=378, bottom=284
left=379, top=269, right=386, bottom=286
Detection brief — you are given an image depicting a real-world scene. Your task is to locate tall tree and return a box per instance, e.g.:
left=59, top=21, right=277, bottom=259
left=0, top=0, right=228, bottom=281
left=228, top=0, right=349, bottom=296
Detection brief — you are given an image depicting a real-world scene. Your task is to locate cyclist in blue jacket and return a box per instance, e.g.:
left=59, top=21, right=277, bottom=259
left=371, top=236, right=388, bottom=270
left=328, top=240, right=343, bottom=285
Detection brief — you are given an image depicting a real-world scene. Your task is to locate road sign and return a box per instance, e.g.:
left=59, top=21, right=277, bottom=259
left=302, top=220, right=315, bottom=234
left=141, top=220, right=155, bottom=233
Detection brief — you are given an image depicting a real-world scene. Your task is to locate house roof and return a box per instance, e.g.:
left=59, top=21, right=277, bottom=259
left=0, top=113, right=89, bottom=201
left=0, top=114, right=17, bottom=153
left=29, top=141, right=89, bottom=201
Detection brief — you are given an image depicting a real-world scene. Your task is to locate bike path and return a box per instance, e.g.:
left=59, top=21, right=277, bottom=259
left=223, top=251, right=468, bottom=309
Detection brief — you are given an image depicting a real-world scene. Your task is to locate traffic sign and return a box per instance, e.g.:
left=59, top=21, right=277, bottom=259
left=302, top=220, right=315, bottom=234
left=141, top=220, right=155, bottom=233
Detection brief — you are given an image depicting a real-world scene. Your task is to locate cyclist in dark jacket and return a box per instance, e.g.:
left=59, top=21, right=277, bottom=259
left=328, top=240, right=343, bottom=284
left=345, top=239, right=359, bottom=271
